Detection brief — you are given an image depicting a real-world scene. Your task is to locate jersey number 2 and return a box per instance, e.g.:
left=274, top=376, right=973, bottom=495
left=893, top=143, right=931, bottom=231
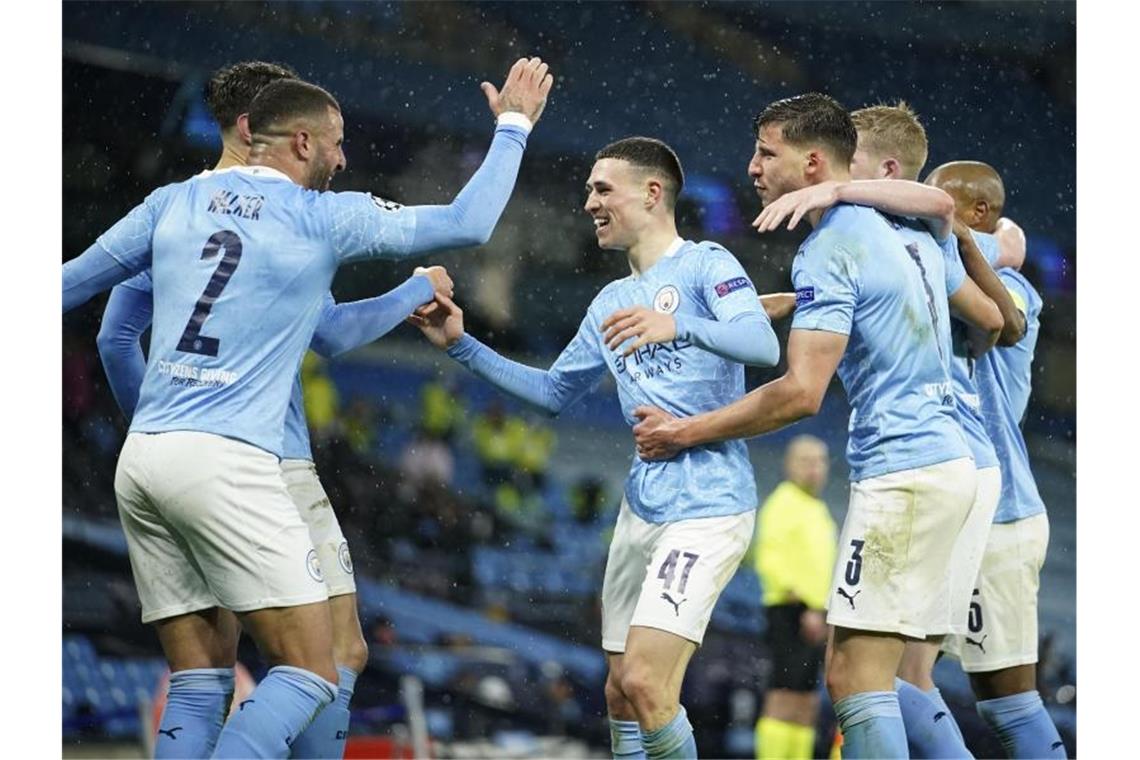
left=177, top=230, right=244, bottom=357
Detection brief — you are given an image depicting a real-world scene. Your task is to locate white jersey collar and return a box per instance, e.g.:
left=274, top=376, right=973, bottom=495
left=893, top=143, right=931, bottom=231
left=195, top=165, right=293, bottom=182
left=662, top=236, right=686, bottom=258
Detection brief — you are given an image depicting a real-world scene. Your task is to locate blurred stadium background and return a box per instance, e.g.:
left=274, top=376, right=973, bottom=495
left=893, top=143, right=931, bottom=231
left=61, top=2, right=1075, bottom=757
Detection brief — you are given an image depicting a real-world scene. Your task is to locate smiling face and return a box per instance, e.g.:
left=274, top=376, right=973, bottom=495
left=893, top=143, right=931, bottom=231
left=583, top=157, right=653, bottom=251
left=303, top=106, right=346, bottom=191
left=747, top=123, right=811, bottom=207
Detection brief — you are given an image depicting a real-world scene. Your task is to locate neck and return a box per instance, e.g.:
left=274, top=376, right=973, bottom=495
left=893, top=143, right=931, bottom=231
left=214, top=139, right=248, bottom=171
left=625, top=219, right=680, bottom=276
left=807, top=168, right=851, bottom=228
left=247, top=143, right=306, bottom=187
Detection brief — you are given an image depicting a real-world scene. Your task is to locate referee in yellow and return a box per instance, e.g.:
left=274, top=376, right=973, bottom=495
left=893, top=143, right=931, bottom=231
left=750, top=435, right=837, bottom=759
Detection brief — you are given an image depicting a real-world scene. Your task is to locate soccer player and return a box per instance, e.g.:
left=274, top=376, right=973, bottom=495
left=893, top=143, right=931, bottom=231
left=929, top=161, right=1067, bottom=759
left=63, top=59, right=553, bottom=758
left=632, top=93, right=977, bottom=759
left=748, top=435, right=836, bottom=760
left=411, top=136, right=780, bottom=760
left=95, top=60, right=482, bottom=760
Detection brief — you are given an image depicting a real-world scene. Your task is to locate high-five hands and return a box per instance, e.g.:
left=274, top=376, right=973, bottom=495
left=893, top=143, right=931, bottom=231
left=408, top=293, right=465, bottom=350
left=482, top=57, right=555, bottom=124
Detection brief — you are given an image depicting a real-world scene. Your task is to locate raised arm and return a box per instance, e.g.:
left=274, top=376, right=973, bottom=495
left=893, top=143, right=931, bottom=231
left=413, top=294, right=607, bottom=417
left=308, top=268, right=451, bottom=358
left=96, top=278, right=154, bottom=419
left=327, top=58, right=554, bottom=264
left=993, top=217, right=1027, bottom=270
left=956, top=221, right=1025, bottom=345
left=753, top=180, right=955, bottom=241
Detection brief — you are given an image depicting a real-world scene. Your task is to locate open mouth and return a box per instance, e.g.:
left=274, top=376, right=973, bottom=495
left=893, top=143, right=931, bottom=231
left=594, top=217, right=610, bottom=232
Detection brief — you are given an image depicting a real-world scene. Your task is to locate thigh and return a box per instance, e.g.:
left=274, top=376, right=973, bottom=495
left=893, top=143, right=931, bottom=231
left=628, top=509, right=754, bottom=647
left=283, top=459, right=357, bottom=598
left=115, top=433, right=218, bottom=624
left=624, top=625, right=698, bottom=699
left=149, top=433, right=329, bottom=614
left=827, top=458, right=975, bottom=639
left=827, top=626, right=907, bottom=700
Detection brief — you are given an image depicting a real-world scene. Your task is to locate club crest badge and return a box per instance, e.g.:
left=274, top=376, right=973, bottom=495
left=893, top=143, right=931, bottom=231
left=654, top=285, right=681, bottom=314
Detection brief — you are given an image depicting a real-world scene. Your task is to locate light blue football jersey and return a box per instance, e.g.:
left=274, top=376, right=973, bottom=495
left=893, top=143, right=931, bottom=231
left=94, top=165, right=421, bottom=457
left=791, top=204, right=970, bottom=481
left=451, top=239, right=772, bottom=523
left=927, top=231, right=1000, bottom=470
left=974, top=268, right=1046, bottom=522
left=118, top=268, right=321, bottom=461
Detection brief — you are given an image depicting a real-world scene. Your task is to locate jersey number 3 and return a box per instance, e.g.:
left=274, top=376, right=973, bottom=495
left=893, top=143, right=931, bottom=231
left=177, top=230, right=244, bottom=357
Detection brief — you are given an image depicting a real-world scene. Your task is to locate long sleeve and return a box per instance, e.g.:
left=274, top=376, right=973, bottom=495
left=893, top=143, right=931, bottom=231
left=95, top=281, right=154, bottom=419
left=674, top=312, right=780, bottom=367
left=309, top=276, right=434, bottom=358
left=406, top=120, right=530, bottom=252
left=63, top=244, right=135, bottom=313
left=446, top=314, right=608, bottom=417
left=325, top=119, right=531, bottom=264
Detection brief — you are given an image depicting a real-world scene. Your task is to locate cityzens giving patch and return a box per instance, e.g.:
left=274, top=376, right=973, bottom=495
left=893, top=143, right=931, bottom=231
left=654, top=285, right=681, bottom=314
left=338, top=541, right=354, bottom=575
left=306, top=549, right=324, bottom=582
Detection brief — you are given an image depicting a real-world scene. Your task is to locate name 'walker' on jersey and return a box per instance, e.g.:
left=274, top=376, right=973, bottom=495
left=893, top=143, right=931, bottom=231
left=95, top=165, right=421, bottom=457
left=791, top=204, right=970, bottom=480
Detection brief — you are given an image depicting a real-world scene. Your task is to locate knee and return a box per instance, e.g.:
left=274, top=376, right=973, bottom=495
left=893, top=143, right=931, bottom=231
left=619, top=662, right=664, bottom=712
left=824, top=658, right=851, bottom=701
left=604, top=670, right=628, bottom=708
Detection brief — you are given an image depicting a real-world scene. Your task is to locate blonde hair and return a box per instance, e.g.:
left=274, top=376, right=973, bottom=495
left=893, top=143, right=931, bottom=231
left=850, top=102, right=929, bottom=181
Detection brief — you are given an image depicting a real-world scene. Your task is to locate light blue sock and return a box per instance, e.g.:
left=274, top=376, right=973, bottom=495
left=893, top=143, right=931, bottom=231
left=155, top=668, right=234, bottom=759
left=641, top=705, right=697, bottom=760
left=833, top=690, right=908, bottom=759
left=212, top=665, right=337, bottom=759
left=610, top=717, right=647, bottom=759
left=926, top=686, right=966, bottom=744
left=895, top=678, right=972, bottom=758
left=976, top=691, right=1066, bottom=758
left=289, top=665, right=358, bottom=759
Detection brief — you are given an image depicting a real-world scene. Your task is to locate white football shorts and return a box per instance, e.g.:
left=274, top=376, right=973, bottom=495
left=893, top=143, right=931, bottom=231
left=281, top=458, right=356, bottom=598
left=942, top=512, right=1050, bottom=672
left=826, top=457, right=976, bottom=639
left=115, top=431, right=328, bottom=624
left=946, top=466, right=1001, bottom=634
left=601, top=498, right=754, bottom=653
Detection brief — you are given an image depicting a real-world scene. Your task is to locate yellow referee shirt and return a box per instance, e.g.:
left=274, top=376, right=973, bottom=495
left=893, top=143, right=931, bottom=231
left=749, top=481, right=838, bottom=610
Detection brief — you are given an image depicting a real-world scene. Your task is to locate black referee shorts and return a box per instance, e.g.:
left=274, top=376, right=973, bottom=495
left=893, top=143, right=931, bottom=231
left=764, top=603, right=825, bottom=692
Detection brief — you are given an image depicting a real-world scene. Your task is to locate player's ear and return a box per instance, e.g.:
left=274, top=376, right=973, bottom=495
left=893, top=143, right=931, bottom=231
left=972, top=199, right=989, bottom=226
left=882, top=157, right=901, bottom=180
left=293, top=129, right=312, bottom=160
left=645, top=178, right=664, bottom=209
left=235, top=114, right=253, bottom=147
left=804, top=148, right=825, bottom=178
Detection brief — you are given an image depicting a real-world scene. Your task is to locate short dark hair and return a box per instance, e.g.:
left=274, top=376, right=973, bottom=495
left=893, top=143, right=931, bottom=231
left=205, top=61, right=298, bottom=130
left=755, top=93, right=857, bottom=167
left=595, top=137, right=685, bottom=207
left=248, top=79, right=341, bottom=137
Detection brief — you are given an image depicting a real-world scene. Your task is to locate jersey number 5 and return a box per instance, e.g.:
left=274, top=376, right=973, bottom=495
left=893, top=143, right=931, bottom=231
left=177, top=230, right=244, bottom=357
